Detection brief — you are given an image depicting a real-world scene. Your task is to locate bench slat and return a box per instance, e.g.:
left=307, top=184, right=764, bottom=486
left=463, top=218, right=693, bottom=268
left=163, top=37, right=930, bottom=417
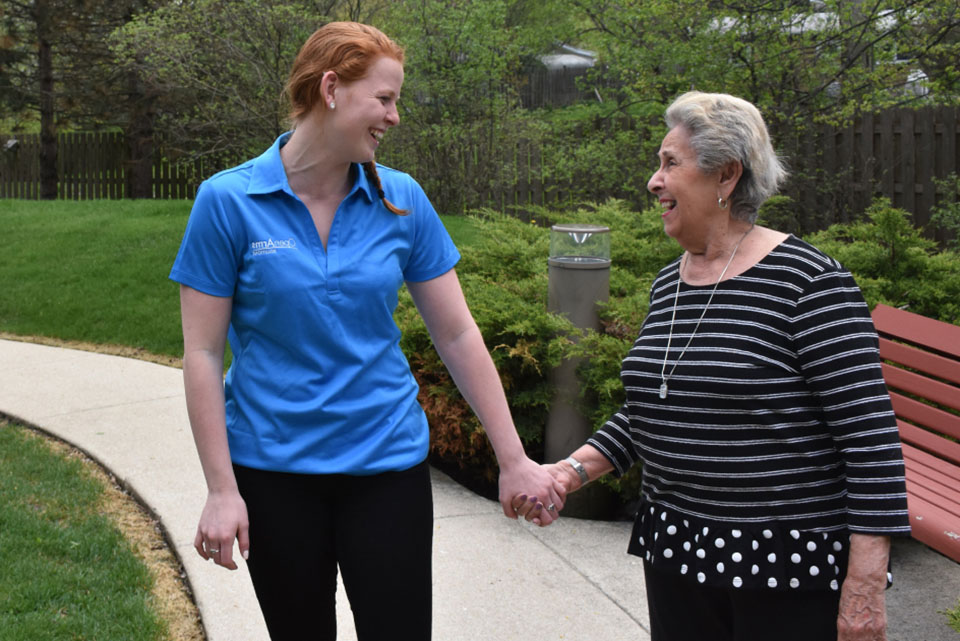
left=902, top=442, right=960, bottom=481
left=878, top=337, right=960, bottom=387
left=898, top=420, right=960, bottom=468
left=904, top=492, right=960, bottom=564
left=907, top=480, right=960, bottom=522
left=881, top=364, right=960, bottom=413
left=891, top=393, right=960, bottom=444
left=905, top=463, right=960, bottom=517
left=872, top=304, right=960, bottom=360
left=904, top=450, right=960, bottom=495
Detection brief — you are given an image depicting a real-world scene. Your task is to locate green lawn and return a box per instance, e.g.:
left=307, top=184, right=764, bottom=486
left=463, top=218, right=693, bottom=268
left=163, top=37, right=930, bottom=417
left=0, top=199, right=478, bottom=360
left=0, top=198, right=481, bottom=637
left=0, top=419, right=167, bottom=641
left=0, top=200, right=190, bottom=357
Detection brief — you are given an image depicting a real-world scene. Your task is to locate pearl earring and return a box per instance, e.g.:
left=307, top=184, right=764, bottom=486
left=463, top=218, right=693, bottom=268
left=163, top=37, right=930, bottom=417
left=329, top=101, right=335, bottom=110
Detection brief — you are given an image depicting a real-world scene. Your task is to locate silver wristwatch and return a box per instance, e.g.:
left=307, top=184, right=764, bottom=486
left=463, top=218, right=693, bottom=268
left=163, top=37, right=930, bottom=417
left=564, top=456, right=589, bottom=485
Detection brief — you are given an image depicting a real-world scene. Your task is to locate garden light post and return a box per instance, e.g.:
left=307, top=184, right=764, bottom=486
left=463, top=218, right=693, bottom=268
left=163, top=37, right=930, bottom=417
left=545, top=224, right=616, bottom=518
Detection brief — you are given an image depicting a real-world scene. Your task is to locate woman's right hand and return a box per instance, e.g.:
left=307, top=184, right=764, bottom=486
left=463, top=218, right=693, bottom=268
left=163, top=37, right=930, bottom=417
left=194, top=488, right=250, bottom=570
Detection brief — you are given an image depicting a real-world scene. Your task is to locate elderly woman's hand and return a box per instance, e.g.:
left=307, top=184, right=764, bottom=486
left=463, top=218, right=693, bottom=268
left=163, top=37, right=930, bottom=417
left=837, top=580, right=887, bottom=641
left=837, top=534, right=891, bottom=641
left=510, top=463, right=574, bottom=526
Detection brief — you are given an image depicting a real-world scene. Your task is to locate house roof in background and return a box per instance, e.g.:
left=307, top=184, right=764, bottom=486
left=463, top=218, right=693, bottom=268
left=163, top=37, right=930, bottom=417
left=539, top=44, right=596, bottom=70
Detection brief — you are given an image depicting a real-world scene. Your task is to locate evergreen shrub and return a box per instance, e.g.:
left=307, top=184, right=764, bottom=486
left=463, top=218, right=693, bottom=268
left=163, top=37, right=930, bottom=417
left=805, top=197, right=960, bottom=324
left=400, top=197, right=960, bottom=507
left=930, top=173, right=960, bottom=250
left=396, top=201, right=679, bottom=501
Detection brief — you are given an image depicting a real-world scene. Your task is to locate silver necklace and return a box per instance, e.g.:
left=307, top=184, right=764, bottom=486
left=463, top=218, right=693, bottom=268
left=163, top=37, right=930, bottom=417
left=659, top=225, right=754, bottom=400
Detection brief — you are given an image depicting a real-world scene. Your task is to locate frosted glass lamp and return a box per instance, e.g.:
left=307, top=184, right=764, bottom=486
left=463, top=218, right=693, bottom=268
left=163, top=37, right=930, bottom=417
left=548, top=224, right=611, bottom=267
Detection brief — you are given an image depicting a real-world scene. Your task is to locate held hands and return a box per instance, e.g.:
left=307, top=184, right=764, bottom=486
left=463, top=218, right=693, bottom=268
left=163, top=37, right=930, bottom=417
left=499, top=456, right=567, bottom=526
left=194, top=488, right=250, bottom=570
left=510, top=461, right=583, bottom=527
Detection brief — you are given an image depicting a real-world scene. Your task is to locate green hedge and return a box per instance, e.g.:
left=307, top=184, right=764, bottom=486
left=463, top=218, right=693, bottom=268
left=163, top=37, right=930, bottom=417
left=402, top=197, right=960, bottom=504
left=803, top=197, right=960, bottom=322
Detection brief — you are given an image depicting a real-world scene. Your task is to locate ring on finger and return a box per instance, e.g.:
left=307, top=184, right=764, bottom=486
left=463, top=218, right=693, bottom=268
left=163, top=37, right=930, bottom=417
left=547, top=503, right=556, bottom=512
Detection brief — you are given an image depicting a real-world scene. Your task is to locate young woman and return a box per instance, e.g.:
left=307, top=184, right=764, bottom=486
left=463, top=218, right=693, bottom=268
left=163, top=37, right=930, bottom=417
left=170, top=22, right=564, bottom=640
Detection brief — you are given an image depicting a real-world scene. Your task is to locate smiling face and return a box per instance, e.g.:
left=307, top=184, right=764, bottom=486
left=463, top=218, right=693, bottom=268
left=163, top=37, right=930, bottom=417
left=648, top=125, right=724, bottom=247
left=328, top=55, right=404, bottom=164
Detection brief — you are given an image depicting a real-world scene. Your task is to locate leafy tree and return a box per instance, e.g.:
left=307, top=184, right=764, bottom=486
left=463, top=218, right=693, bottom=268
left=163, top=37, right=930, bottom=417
left=566, top=0, right=959, bottom=133
left=1, top=0, right=161, bottom=198
left=899, top=0, right=960, bottom=98
left=2, top=0, right=63, bottom=198
left=377, top=0, right=577, bottom=213
left=111, top=0, right=392, bottom=165
left=548, top=0, right=960, bottom=231
left=0, top=6, right=31, bottom=121
left=113, top=0, right=321, bottom=163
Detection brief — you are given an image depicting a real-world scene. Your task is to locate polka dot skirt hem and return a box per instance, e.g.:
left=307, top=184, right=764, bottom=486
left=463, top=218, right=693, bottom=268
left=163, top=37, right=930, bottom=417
left=628, top=500, right=850, bottom=592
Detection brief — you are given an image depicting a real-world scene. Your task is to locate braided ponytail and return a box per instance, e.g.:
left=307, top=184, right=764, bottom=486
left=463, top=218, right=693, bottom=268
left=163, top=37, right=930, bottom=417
left=362, top=161, right=408, bottom=215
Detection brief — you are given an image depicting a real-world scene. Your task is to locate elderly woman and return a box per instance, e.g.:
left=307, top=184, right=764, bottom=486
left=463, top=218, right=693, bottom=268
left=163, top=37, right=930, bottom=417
left=519, top=92, right=910, bottom=641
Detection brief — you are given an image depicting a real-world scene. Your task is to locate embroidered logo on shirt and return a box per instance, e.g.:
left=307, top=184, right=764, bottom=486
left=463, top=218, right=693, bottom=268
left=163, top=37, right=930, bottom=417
left=251, top=238, right=297, bottom=255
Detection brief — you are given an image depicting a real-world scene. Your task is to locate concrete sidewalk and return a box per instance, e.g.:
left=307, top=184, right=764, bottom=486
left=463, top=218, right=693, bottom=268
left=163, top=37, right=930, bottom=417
left=1, top=337, right=957, bottom=640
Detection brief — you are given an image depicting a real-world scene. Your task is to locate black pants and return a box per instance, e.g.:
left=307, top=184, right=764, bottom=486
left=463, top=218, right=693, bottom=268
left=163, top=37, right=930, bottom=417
left=234, top=460, right=433, bottom=641
left=643, top=559, right=841, bottom=641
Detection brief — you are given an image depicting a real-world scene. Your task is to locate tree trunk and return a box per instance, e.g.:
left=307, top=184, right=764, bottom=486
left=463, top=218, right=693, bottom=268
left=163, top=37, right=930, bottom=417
left=124, top=69, right=156, bottom=199
left=125, top=126, right=155, bottom=199
left=38, top=33, right=57, bottom=199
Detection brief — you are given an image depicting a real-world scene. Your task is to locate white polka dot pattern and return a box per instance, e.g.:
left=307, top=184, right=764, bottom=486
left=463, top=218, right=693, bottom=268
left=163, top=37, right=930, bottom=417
left=630, top=501, right=852, bottom=592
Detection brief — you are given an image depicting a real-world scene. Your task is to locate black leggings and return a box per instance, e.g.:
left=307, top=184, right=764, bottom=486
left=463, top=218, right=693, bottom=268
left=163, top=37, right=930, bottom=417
left=644, top=559, right=841, bottom=641
left=234, top=460, right=433, bottom=641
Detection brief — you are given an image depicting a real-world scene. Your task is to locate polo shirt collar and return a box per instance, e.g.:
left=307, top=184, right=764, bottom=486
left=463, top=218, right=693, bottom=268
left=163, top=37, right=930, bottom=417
left=246, top=132, right=378, bottom=204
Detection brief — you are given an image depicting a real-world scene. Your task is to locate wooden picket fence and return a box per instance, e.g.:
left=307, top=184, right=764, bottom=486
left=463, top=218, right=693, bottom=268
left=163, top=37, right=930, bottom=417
left=1, top=106, right=958, bottom=230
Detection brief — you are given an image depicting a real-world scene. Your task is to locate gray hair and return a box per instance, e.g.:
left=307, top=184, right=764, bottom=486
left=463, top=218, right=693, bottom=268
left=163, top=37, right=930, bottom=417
left=664, top=91, right=788, bottom=223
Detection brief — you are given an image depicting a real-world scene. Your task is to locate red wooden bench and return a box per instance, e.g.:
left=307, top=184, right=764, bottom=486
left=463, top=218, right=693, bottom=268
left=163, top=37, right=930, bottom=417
left=872, top=303, right=960, bottom=562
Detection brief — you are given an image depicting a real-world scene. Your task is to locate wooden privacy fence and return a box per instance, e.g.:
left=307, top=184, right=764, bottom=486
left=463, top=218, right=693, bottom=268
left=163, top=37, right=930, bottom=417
left=0, top=132, right=124, bottom=199
left=1, top=106, right=958, bottom=229
left=0, top=131, right=223, bottom=200
left=781, top=106, right=960, bottom=230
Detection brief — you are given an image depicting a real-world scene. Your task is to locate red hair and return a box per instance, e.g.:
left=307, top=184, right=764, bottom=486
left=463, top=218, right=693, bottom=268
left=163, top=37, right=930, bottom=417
left=286, top=22, right=407, bottom=215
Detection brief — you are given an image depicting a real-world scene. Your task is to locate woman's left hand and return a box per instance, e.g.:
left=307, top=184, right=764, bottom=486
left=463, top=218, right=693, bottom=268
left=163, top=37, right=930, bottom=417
left=498, top=456, right=565, bottom=526
left=837, top=534, right=890, bottom=640
left=837, top=580, right=887, bottom=640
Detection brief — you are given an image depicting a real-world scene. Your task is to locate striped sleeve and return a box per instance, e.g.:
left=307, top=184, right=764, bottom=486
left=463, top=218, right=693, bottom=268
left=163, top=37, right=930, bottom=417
left=587, top=402, right=642, bottom=477
left=793, top=263, right=911, bottom=534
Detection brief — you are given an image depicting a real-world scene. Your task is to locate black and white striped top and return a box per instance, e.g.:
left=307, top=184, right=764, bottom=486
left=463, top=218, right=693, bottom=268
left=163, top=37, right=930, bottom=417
left=587, top=235, right=910, bottom=591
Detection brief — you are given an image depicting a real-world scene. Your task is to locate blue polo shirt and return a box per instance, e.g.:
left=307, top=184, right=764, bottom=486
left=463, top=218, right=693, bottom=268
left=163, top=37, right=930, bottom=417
left=170, top=133, right=460, bottom=475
